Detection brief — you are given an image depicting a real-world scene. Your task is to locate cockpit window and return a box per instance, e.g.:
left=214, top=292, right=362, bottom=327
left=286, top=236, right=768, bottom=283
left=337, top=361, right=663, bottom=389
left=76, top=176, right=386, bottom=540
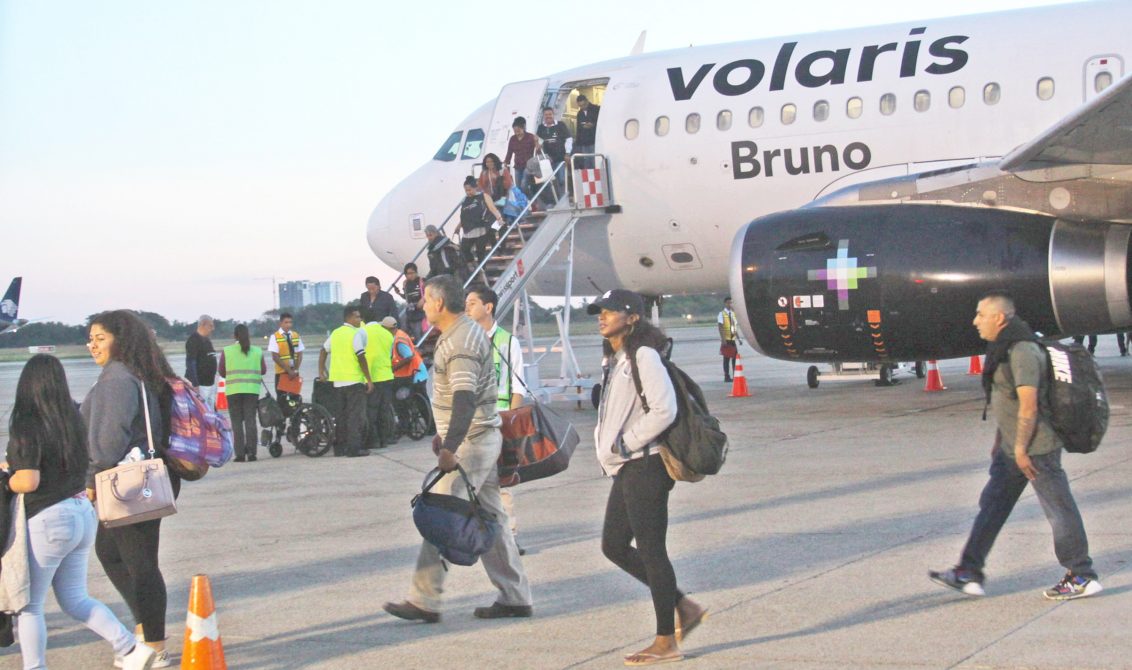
left=433, top=131, right=462, bottom=162
left=462, top=129, right=485, bottom=160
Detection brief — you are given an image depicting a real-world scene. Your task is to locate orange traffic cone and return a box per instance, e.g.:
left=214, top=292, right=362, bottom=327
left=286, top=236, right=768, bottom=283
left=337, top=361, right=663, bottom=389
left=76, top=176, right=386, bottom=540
left=215, top=378, right=228, bottom=411
left=967, top=355, right=984, bottom=375
left=924, top=360, right=946, bottom=392
left=729, top=354, right=752, bottom=397
left=182, top=574, right=227, bottom=669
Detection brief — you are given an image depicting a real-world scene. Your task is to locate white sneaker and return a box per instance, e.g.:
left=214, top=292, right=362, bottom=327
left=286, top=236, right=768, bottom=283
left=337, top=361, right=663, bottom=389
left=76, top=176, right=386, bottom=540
left=115, top=646, right=172, bottom=669
left=119, top=644, right=156, bottom=670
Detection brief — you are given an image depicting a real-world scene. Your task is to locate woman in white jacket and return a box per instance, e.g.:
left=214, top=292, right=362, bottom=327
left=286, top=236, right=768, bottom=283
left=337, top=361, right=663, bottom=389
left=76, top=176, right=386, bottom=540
left=590, top=290, right=707, bottom=667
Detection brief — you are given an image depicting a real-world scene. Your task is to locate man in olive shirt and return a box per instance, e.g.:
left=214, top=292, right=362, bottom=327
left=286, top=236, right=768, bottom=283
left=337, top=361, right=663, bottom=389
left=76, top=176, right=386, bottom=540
left=930, top=290, right=1102, bottom=600
left=384, top=275, right=532, bottom=623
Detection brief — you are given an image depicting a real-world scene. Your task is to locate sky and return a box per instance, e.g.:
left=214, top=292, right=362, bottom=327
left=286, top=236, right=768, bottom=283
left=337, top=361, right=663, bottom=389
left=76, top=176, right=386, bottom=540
left=0, top=0, right=1081, bottom=325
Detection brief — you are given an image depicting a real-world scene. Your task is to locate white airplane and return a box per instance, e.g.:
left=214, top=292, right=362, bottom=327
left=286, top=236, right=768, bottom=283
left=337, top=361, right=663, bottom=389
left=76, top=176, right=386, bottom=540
left=367, top=0, right=1132, bottom=364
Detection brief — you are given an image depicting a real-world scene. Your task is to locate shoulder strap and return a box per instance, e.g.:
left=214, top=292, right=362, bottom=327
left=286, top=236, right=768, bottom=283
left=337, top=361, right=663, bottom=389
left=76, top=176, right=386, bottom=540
left=137, top=380, right=156, bottom=459
left=628, top=348, right=651, bottom=414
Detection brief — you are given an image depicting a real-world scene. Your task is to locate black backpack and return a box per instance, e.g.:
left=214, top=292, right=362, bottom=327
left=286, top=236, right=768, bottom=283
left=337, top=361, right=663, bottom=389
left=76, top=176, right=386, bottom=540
left=1005, top=340, right=1108, bottom=454
left=630, top=353, right=729, bottom=481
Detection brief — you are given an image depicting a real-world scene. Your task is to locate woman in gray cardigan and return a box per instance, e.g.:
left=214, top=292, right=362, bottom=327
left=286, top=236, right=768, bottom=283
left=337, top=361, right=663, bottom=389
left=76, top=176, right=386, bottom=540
left=83, top=310, right=179, bottom=668
left=590, top=290, right=707, bottom=667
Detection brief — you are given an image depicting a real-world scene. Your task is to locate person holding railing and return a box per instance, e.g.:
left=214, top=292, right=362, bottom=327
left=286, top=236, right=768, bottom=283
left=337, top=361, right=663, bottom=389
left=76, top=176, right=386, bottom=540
left=456, top=176, right=504, bottom=281
left=424, top=225, right=465, bottom=284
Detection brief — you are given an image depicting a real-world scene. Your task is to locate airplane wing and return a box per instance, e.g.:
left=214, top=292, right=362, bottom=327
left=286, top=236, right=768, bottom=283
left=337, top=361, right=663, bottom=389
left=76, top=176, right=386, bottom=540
left=1000, top=74, right=1132, bottom=171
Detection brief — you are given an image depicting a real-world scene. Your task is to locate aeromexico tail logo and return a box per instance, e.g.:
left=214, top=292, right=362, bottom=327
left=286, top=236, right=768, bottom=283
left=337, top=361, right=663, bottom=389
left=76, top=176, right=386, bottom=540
left=0, top=299, right=16, bottom=318
left=807, top=240, right=877, bottom=310
left=666, top=28, right=969, bottom=100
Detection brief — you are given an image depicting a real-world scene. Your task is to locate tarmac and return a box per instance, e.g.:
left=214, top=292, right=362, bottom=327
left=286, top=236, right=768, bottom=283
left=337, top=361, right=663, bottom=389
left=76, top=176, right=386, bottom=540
left=1, top=325, right=1130, bottom=669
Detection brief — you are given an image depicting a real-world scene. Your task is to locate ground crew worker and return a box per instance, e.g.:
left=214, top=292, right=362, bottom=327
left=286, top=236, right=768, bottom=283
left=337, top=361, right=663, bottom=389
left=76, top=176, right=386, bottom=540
left=361, top=309, right=396, bottom=450
left=386, top=316, right=428, bottom=393
left=318, top=306, right=371, bottom=458
left=718, top=297, right=741, bottom=382
left=219, top=324, right=266, bottom=462
left=466, top=285, right=527, bottom=554
left=268, top=312, right=304, bottom=410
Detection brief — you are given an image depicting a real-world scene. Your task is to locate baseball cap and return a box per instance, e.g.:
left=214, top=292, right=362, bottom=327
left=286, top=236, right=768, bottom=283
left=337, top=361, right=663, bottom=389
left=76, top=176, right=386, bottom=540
left=587, top=289, right=646, bottom=316
left=381, top=316, right=398, bottom=328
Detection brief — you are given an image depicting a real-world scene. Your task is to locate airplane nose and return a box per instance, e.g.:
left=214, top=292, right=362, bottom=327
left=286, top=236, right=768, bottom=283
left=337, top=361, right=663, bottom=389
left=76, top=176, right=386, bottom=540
left=366, top=190, right=399, bottom=268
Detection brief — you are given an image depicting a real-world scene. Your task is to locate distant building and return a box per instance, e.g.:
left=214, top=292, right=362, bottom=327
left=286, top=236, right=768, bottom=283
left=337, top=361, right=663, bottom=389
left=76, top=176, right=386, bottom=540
left=313, top=281, right=342, bottom=305
left=279, top=280, right=341, bottom=310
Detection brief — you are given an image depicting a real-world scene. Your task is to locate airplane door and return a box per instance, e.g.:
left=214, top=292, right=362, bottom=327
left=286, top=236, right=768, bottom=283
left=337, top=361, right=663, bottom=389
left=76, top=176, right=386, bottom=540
left=486, top=79, right=549, bottom=158
left=1084, top=55, right=1123, bottom=101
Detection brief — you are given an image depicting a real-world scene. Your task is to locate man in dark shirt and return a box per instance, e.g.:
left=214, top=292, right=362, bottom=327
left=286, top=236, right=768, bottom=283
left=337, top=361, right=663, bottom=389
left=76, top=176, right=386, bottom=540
left=574, top=94, right=600, bottom=168
left=503, top=117, right=537, bottom=195
left=393, top=262, right=427, bottom=340
left=185, top=315, right=218, bottom=407
left=360, top=276, right=398, bottom=322
left=536, top=107, right=572, bottom=196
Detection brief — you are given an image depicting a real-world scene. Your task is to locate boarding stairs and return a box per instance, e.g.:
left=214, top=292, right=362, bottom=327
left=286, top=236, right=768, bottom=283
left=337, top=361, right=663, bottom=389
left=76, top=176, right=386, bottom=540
left=393, top=154, right=617, bottom=403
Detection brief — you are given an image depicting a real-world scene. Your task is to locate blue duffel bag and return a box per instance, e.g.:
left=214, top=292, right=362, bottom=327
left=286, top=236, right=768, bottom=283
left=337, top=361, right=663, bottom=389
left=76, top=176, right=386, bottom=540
left=411, top=466, right=500, bottom=566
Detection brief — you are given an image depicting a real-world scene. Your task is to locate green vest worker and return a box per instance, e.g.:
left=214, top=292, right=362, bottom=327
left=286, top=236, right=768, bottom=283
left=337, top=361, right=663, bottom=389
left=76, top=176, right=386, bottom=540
left=319, top=306, right=371, bottom=457
left=363, top=321, right=395, bottom=382
left=219, top=324, right=267, bottom=461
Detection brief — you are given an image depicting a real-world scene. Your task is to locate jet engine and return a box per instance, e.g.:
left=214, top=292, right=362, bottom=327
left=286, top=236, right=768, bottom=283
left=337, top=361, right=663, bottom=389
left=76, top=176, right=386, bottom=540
left=728, top=204, right=1132, bottom=362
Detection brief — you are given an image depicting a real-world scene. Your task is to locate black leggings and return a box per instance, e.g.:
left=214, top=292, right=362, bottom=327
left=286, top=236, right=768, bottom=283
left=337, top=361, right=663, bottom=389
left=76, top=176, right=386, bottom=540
left=96, top=518, right=167, bottom=642
left=602, top=454, right=684, bottom=636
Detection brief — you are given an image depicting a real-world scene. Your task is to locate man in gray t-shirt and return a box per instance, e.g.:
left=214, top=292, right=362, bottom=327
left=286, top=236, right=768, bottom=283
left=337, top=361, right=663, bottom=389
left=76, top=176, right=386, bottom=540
left=383, top=275, right=531, bottom=624
left=930, top=290, right=1101, bottom=601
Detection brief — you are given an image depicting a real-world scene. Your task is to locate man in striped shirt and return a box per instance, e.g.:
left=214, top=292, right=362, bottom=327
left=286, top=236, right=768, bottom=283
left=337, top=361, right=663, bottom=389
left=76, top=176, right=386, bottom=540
left=384, top=275, right=532, bottom=624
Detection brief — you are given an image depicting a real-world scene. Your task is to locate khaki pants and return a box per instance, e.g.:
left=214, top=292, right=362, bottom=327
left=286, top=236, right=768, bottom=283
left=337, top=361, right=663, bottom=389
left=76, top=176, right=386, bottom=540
left=409, top=428, right=531, bottom=612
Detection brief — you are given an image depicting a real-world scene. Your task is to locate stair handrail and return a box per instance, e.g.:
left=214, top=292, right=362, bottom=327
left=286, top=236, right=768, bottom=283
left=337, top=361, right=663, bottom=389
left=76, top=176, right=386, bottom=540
left=412, top=161, right=566, bottom=347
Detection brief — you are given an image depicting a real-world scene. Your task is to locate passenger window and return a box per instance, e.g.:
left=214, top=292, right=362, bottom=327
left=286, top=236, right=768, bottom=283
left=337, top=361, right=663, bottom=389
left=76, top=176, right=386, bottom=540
left=949, top=86, right=966, bottom=108
left=983, top=83, right=1001, bottom=105
left=461, top=129, right=484, bottom=160
left=624, top=119, right=640, bottom=140
left=1037, top=77, right=1055, bottom=100
left=433, top=131, right=462, bottom=162
left=748, top=106, right=764, bottom=128
left=716, top=110, right=732, bottom=131
left=914, top=90, right=931, bottom=112
left=655, top=116, right=670, bottom=136
left=846, top=97, right=863, bottom=119
left=813, top=100, right=830, bottom=122
left=685, top=113, right=701, bottom=134
left=880, top=93, right=897, bottom=116
left=1095, top=72, right=1114, bottom=93
left=781, top=103, right=797, bottom=125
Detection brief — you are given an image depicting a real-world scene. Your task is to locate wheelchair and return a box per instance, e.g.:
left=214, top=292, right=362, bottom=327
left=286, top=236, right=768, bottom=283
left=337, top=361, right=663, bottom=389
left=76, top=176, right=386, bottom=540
left=258, top=383, right=335, bottom=458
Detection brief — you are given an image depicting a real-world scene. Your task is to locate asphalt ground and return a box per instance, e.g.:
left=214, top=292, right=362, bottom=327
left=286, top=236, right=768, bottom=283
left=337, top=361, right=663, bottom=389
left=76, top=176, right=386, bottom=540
left=1, top=325, right=1130, bottom=669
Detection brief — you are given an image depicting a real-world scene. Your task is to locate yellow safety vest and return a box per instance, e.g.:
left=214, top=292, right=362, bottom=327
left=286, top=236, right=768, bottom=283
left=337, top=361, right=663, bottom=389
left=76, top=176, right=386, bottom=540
left=273, top=329, right=302, bottom=374
left=492, top=327, right=516, bottom=410
left=363, top=323, right=395, bottom=383
left=328, top=325, right=364, bottom=383
left=223, top=344, right=263, bottom=395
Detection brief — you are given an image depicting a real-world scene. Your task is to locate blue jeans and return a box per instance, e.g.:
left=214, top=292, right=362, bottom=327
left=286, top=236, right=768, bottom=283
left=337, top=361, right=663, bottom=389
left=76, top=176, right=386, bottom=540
left=18, top=497, right=134, bottom=670
left=959, top=447, right=1096, bottom=579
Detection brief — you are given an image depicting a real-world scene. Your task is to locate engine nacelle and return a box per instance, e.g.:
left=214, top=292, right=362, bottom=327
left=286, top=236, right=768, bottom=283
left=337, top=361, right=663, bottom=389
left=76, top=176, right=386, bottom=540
left=728, top=204, right=1132, bottom=362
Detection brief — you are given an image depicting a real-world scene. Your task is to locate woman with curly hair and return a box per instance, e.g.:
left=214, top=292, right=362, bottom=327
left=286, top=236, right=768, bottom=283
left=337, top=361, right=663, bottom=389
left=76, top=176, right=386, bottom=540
left=5, top=354, right=158, bottom=669
left=82, top=310, right=179, bottom=668
left=590, top=290, right=707, bottom=667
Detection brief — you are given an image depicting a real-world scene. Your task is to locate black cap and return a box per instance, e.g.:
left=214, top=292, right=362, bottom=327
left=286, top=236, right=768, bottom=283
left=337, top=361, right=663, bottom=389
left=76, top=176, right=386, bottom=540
left=587, top=289, right=646, bottom=316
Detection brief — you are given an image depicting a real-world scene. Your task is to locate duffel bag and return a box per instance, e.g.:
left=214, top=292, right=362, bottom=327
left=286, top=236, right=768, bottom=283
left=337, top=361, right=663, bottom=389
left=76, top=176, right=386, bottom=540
left=497, top=402, right=579, bottom=487
left=411, top=466, right=500, bottom=566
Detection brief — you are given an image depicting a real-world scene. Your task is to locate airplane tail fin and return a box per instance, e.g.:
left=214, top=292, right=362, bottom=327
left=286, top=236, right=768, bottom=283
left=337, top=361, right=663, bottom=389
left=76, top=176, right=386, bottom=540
left=1, top=277, right=22, bottom=322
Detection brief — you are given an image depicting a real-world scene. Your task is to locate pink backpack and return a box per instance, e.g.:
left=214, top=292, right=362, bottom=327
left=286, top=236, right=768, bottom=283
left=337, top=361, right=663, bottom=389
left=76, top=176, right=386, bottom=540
left=165, top=377, right=233, bottom=478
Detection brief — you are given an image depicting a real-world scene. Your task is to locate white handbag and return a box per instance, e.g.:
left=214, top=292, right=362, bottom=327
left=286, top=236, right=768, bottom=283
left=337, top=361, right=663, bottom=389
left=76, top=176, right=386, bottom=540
left=95, top=382, right=177, bottom=528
